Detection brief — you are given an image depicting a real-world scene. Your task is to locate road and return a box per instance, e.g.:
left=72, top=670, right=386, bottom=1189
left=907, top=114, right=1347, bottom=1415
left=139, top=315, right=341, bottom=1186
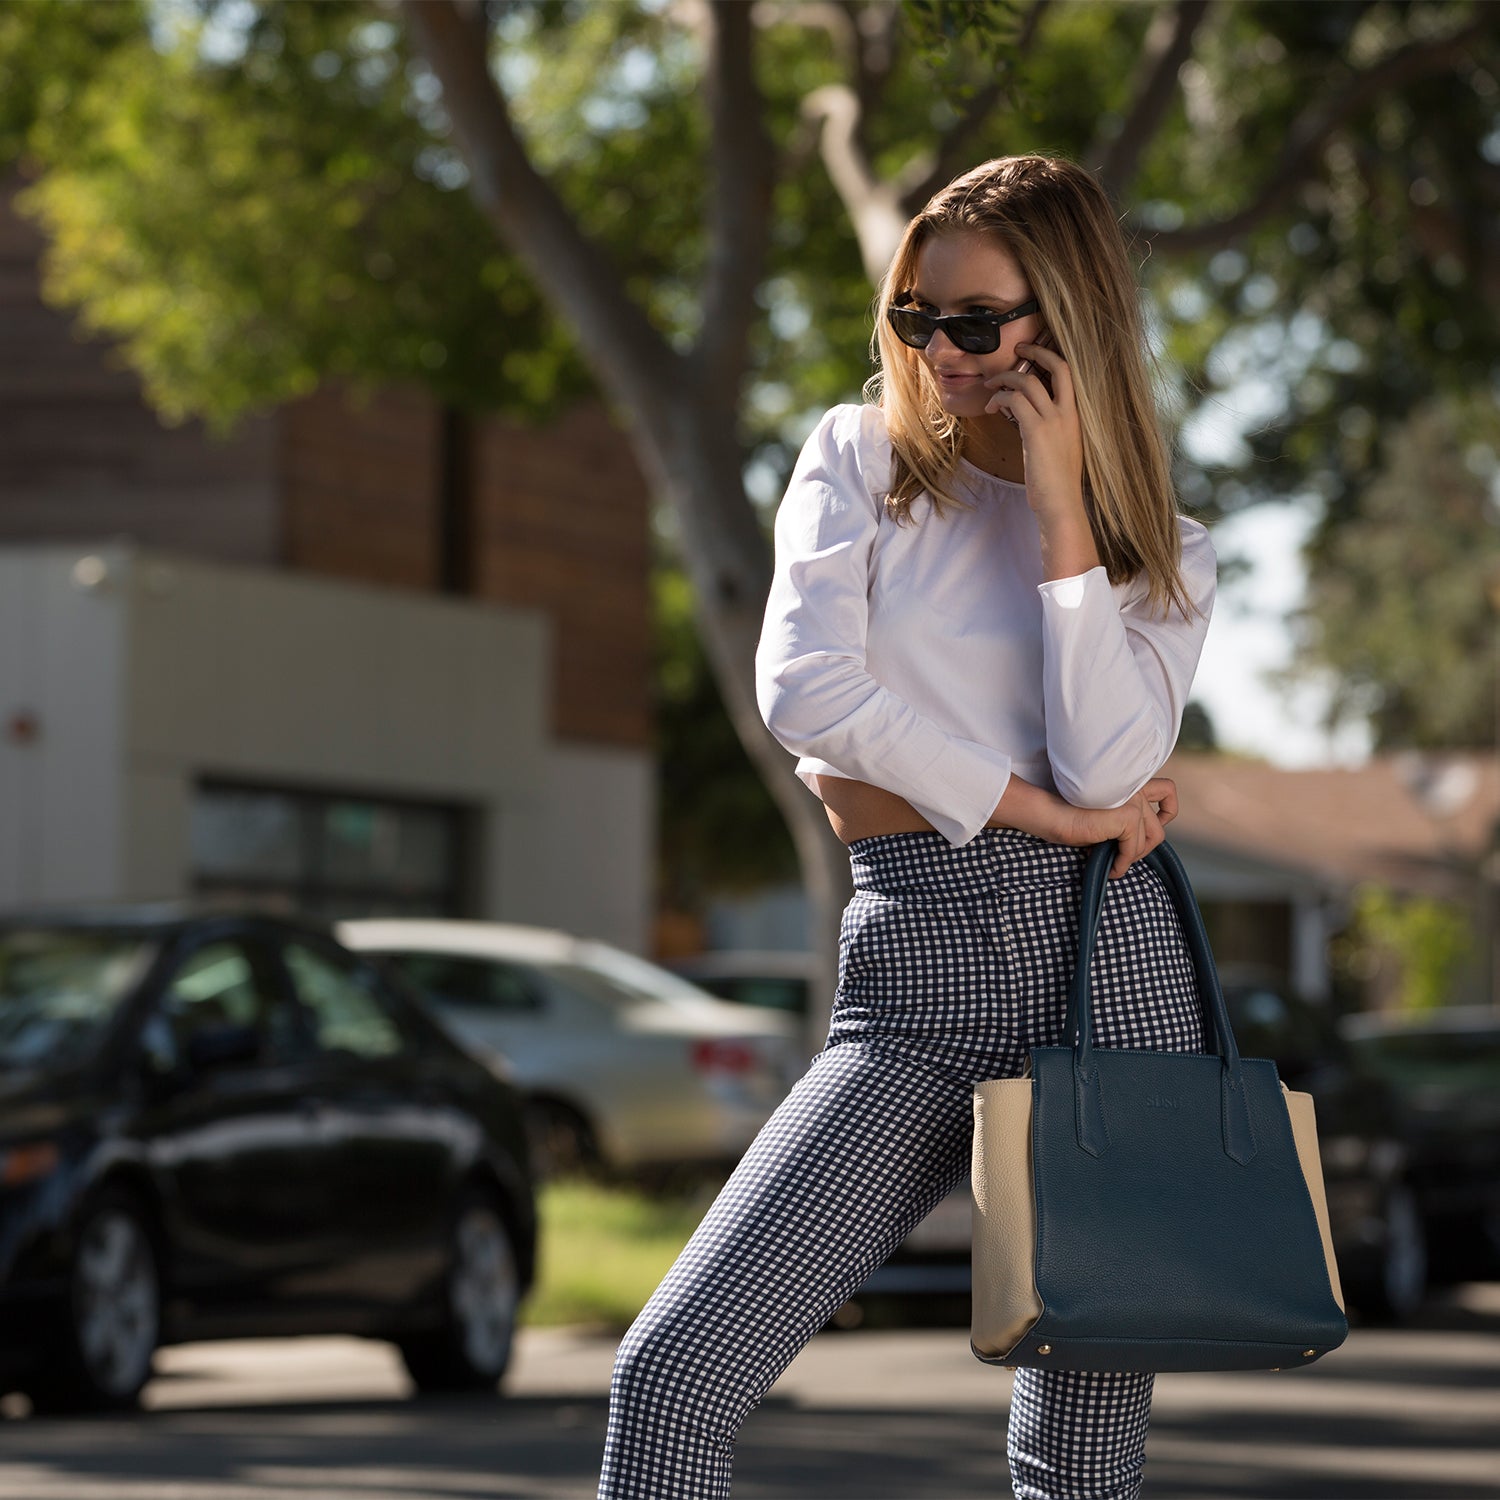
left=2, top=1285, right=1498, bottom=1499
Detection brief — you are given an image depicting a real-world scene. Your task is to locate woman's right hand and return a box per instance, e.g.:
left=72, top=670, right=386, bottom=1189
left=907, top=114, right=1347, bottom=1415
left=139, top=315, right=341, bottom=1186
left=988, top=776, right=1177, bottom=878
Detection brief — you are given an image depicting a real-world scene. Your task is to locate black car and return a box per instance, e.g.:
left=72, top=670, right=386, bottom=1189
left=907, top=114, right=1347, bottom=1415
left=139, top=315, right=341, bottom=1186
left=0, top=907, right=536, bottom=1412
left=1338, top=1006, right=1500, bottom=1287
left=1221, top=976, right=1427, bottom=1323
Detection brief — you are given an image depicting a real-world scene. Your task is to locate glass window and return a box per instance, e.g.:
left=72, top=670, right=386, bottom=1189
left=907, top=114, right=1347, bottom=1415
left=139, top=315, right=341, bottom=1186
left=285, top=941, right=403, bottom=1060
left=0, top=930, right=147, bottom=1071
left=192, top=790, right=304, bottom=882
left=383, top=952, right=542, bottom=1014
left=192, top=782, right=470, bottom=919
left=161, top=939, right=299, bottom=1065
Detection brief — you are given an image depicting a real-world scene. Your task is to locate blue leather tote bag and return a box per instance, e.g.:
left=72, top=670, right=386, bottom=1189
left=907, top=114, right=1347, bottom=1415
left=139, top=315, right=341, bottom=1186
left=971, top=839, right=1349, bottom=1373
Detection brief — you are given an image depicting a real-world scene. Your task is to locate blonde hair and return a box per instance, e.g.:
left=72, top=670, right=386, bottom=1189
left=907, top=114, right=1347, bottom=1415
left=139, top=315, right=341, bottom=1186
left=865, top=154, right=1195, bottom=619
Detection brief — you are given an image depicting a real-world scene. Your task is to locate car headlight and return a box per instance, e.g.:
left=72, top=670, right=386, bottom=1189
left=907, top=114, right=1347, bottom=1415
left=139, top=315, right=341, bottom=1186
left=1, top=1141, right=60, bottom=1189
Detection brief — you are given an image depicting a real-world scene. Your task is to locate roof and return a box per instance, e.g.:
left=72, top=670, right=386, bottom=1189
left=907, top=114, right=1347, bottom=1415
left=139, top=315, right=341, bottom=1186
left=1162, top=750, right=1500, bottom=899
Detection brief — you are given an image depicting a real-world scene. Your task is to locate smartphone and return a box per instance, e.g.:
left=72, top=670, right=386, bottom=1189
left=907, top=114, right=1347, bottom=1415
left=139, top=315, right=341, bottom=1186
left=1001, top=328, right=1056, bottom=426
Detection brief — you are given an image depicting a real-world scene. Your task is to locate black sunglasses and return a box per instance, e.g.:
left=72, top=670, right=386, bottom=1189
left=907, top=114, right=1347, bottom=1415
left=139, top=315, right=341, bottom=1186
left=886, top=297, right=1041, bottom=355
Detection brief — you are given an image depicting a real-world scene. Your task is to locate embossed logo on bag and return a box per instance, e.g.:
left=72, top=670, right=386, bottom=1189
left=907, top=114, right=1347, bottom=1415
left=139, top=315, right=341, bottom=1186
left=1145, top=1094, right=1179, bottom=1109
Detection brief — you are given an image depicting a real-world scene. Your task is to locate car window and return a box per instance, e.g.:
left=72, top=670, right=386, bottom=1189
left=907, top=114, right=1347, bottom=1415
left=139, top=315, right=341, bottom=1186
left=0, top=930, right=148, bottom=1071
left=284, top=941, right=404, bottom=1060
left=160, top=938, right=300, bottom=1066
left=573, top=942, right=721, bottom=1008
left=1349, top=1029, right=1500, bottom=1097
left=1226, top=987, right=1330, bottom=1069
left=380, top=951, right=544, bottom=1014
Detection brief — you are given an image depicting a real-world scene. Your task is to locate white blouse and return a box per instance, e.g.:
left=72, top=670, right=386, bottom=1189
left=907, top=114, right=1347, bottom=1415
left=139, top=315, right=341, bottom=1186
left=754, top=403, right=1217, bottom=847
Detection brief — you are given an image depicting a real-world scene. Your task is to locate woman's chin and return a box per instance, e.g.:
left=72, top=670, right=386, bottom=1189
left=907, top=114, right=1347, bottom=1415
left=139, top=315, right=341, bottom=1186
left=934, top=388, right=998, bottom=420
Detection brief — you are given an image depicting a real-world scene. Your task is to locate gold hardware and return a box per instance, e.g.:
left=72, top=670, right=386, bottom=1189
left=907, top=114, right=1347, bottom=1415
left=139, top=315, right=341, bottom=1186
left=1302, top=1349, right=1316, bottom=1358
left=1269, top=1367, right=1281, bottom=1372
left=1036, top=1344, right=1052, bottom=1355
left=1002, top=1365, right=1017, bottom=1371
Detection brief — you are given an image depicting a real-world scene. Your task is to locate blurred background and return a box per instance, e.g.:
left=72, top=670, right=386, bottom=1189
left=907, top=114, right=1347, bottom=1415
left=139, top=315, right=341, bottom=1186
left=0, top=0, right=1498, bottom=1494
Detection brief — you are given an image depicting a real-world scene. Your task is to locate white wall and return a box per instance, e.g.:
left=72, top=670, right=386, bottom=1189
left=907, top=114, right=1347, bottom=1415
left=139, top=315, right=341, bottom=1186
left=498, top=739, right=656, bottom=949
left=0, top=544, right=655, bottom=952
left=0, top=548, right=126, bottom=906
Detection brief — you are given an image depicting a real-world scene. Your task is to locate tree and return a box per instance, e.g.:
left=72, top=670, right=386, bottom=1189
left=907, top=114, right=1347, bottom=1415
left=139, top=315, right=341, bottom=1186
left=6, top=0, right=1496, bottom=1037
left=1280, top=394, right=1499, bottom=750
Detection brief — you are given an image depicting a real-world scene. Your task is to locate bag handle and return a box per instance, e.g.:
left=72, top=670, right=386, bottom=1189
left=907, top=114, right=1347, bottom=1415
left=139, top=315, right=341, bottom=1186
left=1067, top=839, right=1257, bottom=1166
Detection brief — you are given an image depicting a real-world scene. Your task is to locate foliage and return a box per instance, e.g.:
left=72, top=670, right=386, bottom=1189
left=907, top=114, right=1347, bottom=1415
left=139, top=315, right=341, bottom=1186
left=654, top=559, right=798, bottom=912
left=1280, top=395, right=1499, bottom=749
left=9, top=0, right=588, bottom=426
left=522, top=1178, right=707, bottom=1331
left=1334, top=883, right=1475, bottom=1013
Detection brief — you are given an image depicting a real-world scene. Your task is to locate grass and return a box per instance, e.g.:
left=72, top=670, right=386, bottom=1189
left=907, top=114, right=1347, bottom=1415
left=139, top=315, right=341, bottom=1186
left=522, top=1177, right=716, bottom=1331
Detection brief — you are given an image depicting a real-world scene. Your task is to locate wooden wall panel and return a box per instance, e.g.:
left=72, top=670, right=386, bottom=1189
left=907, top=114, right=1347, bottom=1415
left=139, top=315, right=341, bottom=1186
left=278, top=384, right=442, bottom=590
left=472, top=403, right=651, bottom=747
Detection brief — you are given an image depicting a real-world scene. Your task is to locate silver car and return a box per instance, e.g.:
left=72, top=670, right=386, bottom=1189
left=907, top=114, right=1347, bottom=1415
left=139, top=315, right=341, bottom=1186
left=336, top=920, right=802, bottom=1177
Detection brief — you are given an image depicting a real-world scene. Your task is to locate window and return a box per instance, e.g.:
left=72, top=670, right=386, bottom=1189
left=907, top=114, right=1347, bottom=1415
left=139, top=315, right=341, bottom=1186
left=160, top=939, right=299, bottom=1065
left=285, top=941, right=403, bottom=1060
left=384, top=952, right=543, bottom=1014
left=192, top=782, right=471, bottom=918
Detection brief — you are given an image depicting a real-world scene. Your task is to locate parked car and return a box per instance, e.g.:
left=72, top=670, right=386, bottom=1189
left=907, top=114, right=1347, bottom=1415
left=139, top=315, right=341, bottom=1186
left=337, top=920, right=803, bottom=1179
left=1339, top=1006, right=1500, bottom=1284
left=668, top=950, right=814, bottom=1017
left=0, top=907, right=536, bottom=1413
left=680, top=950, right=1434, bottom=1323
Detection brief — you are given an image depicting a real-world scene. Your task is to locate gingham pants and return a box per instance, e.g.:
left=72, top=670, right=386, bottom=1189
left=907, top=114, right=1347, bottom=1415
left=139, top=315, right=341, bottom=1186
left=599, top=829, right=1208, bottom=1500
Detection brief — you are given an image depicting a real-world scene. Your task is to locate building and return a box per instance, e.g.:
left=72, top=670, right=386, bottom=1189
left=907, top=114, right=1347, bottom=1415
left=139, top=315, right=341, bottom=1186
left=0, top=176, right=655, bottom=949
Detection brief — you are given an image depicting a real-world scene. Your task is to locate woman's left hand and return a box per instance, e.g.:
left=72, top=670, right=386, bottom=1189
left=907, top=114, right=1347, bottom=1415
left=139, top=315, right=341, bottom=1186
left=983, top=342, right=1085, bottom=526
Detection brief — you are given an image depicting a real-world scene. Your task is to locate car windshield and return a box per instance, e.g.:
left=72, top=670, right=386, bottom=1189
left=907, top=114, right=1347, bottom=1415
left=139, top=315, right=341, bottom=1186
left=572, top=942, right=721, bottom=1008
left=0, top=930, right=150, bottom=1071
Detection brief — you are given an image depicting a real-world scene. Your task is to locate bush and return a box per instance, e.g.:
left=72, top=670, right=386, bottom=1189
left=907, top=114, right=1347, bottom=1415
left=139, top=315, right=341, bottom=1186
left=522, top=1178, right=714, bottom=1331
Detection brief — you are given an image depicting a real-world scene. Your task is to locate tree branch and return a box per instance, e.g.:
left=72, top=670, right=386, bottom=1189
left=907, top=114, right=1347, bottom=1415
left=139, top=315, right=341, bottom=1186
left=695, top=0, right=776, bottom=408
left=399, top=0, right=681, bottom=409
left=1130, top=13, right=1496, bottom=255
left=900, top=0, right=1051, bottom=215
left=801, top=82, right=909, bottom=281
left=1091, top=0, right=1213, bottom=203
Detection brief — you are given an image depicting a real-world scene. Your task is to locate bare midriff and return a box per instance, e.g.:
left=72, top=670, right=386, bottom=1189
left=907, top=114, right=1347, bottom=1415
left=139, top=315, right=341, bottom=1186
left=813, top=774, right=939, bottom=845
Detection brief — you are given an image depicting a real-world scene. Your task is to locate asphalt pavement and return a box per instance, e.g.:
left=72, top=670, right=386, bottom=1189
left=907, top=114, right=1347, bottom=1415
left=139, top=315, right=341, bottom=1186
left=2, top=1284, right=1498, bottom=1499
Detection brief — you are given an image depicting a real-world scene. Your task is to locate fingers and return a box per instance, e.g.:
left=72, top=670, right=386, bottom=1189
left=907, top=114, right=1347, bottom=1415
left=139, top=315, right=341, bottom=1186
left=983, top=371, right=1050, bottom=420
left=1142, top=776, right=1178, bottom=828
left=1108, top=786, right=1168, bottom=878
left=1015, top=342, right=1073, bottom=404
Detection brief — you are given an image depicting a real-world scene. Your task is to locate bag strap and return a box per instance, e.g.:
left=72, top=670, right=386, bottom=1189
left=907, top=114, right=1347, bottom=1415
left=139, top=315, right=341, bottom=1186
left=1067, top=839, right=1257, bottom=1166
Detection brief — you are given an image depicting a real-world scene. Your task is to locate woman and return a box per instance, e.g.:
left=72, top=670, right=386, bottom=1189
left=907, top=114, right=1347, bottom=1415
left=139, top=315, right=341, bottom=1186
left=599, top=153, right=1217, bottom=1500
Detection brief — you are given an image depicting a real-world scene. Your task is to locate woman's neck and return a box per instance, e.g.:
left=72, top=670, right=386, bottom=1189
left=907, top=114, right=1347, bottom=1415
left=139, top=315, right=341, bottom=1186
left=961, top=417, right=1026, bottom=484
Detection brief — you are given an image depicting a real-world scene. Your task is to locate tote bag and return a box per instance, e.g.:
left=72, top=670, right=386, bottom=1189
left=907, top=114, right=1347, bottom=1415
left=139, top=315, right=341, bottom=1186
left=970, top=839, right=1348, bottom=1373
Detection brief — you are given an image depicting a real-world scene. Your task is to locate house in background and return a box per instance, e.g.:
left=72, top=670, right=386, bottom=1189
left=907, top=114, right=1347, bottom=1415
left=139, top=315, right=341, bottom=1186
left=0, top=176, right=655, bottom=950
left=1160, top=750, right=1500, bottom=1007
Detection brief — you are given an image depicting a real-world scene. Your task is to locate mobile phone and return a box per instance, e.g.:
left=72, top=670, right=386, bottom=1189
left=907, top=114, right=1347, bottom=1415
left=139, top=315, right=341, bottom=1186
left=1011, top=327, right=1055, bottom=379
left=1001, top=328, right=1056, bottom=426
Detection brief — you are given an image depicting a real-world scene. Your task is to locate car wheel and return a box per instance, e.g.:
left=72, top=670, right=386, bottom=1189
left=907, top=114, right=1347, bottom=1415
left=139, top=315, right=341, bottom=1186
left=523, top=1098, right=599, bottom=1181
left=29, top=1188, right=161, bottom=1413
left=1354, top=1182, right=1428, bottom=1324
left=400, top=1190, right=521, bottom=1394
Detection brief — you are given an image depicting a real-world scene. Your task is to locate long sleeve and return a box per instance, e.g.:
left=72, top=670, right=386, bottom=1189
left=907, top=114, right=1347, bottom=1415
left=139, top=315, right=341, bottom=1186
left=1038, top=519, right=1217, bottom=808
left=755, top=405, right=1013, bottom=846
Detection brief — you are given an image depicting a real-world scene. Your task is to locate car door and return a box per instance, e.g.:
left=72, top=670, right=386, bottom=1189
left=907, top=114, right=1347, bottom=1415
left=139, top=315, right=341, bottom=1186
left=136, top=927, right=334, bottom=1315
left=275, top=934, right=459, bottom=1311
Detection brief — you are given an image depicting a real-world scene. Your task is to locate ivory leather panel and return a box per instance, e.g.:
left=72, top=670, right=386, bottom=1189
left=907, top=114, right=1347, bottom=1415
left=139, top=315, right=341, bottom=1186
left=971, top=1078, right=1043, bottom=1359
left=1283, top=1084, right=1345, bottom=1312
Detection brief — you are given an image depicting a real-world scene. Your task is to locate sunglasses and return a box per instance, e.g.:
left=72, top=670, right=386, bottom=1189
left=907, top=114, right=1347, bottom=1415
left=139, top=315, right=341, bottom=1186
left=886, top=297, right=1041, bottom=355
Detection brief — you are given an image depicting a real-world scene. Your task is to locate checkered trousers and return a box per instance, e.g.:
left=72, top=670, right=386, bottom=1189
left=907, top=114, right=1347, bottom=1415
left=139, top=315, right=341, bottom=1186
left=599, top=829, right=1208, bottom=1500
